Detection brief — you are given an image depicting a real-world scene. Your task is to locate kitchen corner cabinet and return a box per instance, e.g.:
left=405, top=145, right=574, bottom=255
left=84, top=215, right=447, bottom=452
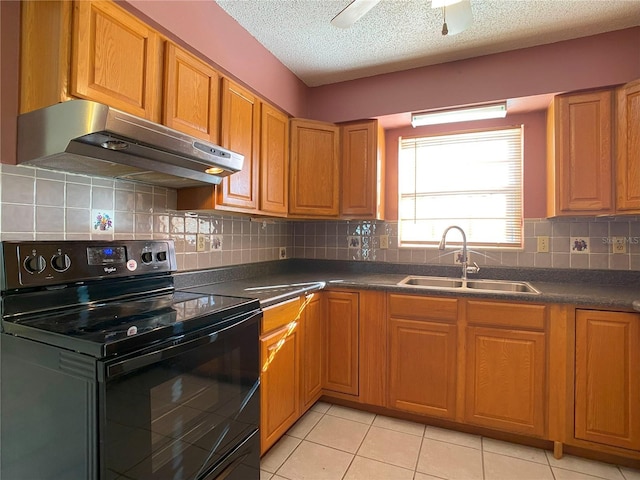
left=323, top=291, right=359, bottom=395
left=260, top=104, right=290, bottom=216
left=301, top=294, right=323, bottom=410
left=547, top=89, right=614, bottom=216
left=616, top=79, right=640, bottom=213
left=289, top=119, right=340, bottom=217
left=464, top=300, right=547, bottom=437
left=163, top=43, right=220, bottom=143
left=388, top=295, right=458, bottom=419
left=575, top=309, right=640, bottom=451
left=259, top=298, right=301, bottom=455
left=340, top=120, right=385, bottom=219
left=72, top=1, right=162, bottom=121
left=216, top=79, right=260, bottom=212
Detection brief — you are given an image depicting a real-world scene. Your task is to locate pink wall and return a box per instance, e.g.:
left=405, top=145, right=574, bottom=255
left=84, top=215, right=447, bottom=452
left=0, top=1, right=20, bottom=164
left=308, top=27, right=640, bottom=123
left=384, top=112, right=548, bottom=220
left=120, top=0, right=309, bottom=118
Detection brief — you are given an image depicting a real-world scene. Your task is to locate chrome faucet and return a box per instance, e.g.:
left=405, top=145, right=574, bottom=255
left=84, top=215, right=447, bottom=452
left=438, top=226, right=480, bottom=280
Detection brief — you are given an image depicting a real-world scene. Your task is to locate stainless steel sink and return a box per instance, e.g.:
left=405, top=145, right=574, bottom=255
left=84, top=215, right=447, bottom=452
left=397, top=276, right=464, bottom=289
left=397, top=276, right=539, bottom=294
left=465, top=279, right=539, bottom=294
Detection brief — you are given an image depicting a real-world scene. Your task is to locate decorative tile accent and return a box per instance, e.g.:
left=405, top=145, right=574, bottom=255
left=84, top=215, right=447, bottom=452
left=92, top=210, right=114, bottom=233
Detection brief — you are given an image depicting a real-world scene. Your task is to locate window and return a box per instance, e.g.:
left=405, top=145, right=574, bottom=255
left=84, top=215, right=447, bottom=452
left=398, top=127, right=523, bottom=248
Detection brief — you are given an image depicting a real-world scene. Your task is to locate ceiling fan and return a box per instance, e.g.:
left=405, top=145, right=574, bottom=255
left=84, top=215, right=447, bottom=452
left=331, top=0, right=473, bottom=36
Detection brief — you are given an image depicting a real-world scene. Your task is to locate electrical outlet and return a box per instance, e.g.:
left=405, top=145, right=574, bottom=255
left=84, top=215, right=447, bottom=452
left=196, top=234, right=206, bottom=252
left=379, top=235, right=389, bottom=249
left=612, top=237, right=627, bottom=254
left=537, top=236, right=549, bottom=253
left=279, top=247, right=287, bottom=259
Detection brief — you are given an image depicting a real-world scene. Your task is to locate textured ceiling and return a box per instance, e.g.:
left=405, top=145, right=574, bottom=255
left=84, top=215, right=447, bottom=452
left=216, top=0, right=640, bottom=87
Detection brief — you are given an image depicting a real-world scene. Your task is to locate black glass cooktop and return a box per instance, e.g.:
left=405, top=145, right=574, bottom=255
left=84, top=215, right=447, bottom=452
left=2, top=291, right=259, bottom=358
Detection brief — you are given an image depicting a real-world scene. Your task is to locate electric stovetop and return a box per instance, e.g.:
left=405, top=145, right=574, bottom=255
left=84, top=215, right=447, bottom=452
left=2, top=291, right=259, bottom=358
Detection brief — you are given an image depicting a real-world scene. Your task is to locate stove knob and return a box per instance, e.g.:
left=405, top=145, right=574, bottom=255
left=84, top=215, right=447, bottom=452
left=51, top=253, right=71, bottom=272
left=24, top=254, right=46, bottom=274
left=156, top=251, right=167, bottom=262
left=141, top=251, right=153, bottom=264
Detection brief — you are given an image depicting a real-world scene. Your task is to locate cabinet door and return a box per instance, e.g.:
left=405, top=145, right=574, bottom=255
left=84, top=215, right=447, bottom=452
left=20, top=1, right=73, bottom=114
left=465, top=326, right=546, bottom=437
left=72, top=1, right=161, bottom=121
left=260, top=104, right=289, bottom=216
left=217, top=78, right=260, bottom=211
left=301, top=294, right=323, bottom=409
left=551, top=90, right=613, bottom=215
left=389, top=318, right=457, bottom=419
left=163, top=43, right=219, bottom=143
left=575, top=310, right=640, bottom=451
left=341, top=120, right=385, bottom=219
left=260, top=324, right=300, bottom=454
left=616, top=79, right=640, bottom=213
left=289, top=119, right=340, bottom=217
left=323, top=291, right=359, bottom=395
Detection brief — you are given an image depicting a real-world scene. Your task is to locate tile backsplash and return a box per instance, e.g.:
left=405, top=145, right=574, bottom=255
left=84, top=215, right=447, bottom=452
left=1, top=164, right=639, bottom=271
left=0, top=164, right=292, bottom=271
left=292, top=218, right=640, bottom=271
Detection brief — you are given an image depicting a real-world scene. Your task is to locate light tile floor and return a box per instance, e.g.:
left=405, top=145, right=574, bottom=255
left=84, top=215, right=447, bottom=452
left=261, top=402, right=640, bottom=480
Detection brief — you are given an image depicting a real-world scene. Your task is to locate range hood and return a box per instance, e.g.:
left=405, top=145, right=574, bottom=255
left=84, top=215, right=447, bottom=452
left=17, top=100, right=244, bottom=188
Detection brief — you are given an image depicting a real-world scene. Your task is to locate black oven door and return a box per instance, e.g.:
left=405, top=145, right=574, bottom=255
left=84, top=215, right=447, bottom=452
left=98, top=310, right=260, bottom=480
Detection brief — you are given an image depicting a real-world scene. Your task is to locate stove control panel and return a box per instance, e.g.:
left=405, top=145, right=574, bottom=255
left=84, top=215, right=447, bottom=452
left=0, top=240, right=177, bottom=289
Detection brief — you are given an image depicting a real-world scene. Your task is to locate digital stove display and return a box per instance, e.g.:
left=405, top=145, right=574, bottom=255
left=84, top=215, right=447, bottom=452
left=87, top=246, right=126, bottom=265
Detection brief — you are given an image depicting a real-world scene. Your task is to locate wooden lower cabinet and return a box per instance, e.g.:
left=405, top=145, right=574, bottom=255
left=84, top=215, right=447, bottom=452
left=323, top=291, right=359, bottom=395
left=260, top=323, right=300, bottom=454
left=301, top=293, right=323, bottom=409
left=388, top=294, right=458, bottom=418
left=259, top=298, right=302, bottom=455
left=575, top=309, right=640, bottom=451
left=464, top=326, right=546, bottom=437
left=389, top=318, right=457, bottom=418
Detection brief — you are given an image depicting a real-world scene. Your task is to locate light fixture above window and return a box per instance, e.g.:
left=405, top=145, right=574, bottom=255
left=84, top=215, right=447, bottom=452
left=411, top=102, right=507, bottom=127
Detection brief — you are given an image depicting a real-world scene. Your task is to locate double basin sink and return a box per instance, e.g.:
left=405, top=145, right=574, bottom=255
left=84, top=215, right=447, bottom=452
left=397, top=276, right=539, bottom=294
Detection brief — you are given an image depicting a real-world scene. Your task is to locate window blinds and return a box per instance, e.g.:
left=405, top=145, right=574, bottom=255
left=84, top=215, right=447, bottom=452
left=398, top=127, right=523, bottom=248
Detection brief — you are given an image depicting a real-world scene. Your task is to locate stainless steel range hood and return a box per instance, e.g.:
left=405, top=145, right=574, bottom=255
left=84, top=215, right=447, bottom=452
left=17, top=100, right=244, bottom=188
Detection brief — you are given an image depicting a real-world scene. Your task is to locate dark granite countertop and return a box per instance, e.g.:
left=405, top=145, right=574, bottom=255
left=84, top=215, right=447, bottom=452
left=173, top=259, right=640, bottom=311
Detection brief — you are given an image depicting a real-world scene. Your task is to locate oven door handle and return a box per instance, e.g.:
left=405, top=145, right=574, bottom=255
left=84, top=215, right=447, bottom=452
left=101, top=310, right=260, bottom=381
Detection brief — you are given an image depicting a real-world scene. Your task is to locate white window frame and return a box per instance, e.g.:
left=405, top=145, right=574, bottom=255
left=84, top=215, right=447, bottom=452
left=398, top=126, right=524, bottom=249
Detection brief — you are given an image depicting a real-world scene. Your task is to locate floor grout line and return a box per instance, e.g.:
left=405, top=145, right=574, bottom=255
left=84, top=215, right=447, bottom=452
left=264, top=402, right=640, bottom=480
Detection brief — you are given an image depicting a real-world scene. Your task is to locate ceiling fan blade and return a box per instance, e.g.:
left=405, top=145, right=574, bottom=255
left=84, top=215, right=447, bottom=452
left=443, top=0, right=472, bottom=35
left=331, top=0, right=382, bottom=28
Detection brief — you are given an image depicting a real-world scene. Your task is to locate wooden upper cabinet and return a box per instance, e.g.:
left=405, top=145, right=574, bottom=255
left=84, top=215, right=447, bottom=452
left=217, top=78, right=260, bottom=212
left=575, top=310, right=640, bottom=451
left=340, top=120, right=385, bottom=219
left=163, top=43, right=220, bottom=143
left=72, top=1, right=162, bottom=121
left=547, top=89, right=614, bottom=216
left=20, top=1, right=73, bottom=113
left=260, top=104, right=290, bottom=216
left=289, top=119, right=340, bottom=217
left=616, top=78, right=640, bottom=213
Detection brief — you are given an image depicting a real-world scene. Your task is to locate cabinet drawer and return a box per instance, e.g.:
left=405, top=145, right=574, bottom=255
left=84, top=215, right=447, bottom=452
left=388, top=294, right=458, bottom=322
left=466, top=300, right=546, bottom=330
left=262, top=297, right=301, bottom=334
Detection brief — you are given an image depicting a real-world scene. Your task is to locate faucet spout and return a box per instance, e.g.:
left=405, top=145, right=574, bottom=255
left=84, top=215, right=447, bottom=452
left=438, top=226, right=478, bottom=280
